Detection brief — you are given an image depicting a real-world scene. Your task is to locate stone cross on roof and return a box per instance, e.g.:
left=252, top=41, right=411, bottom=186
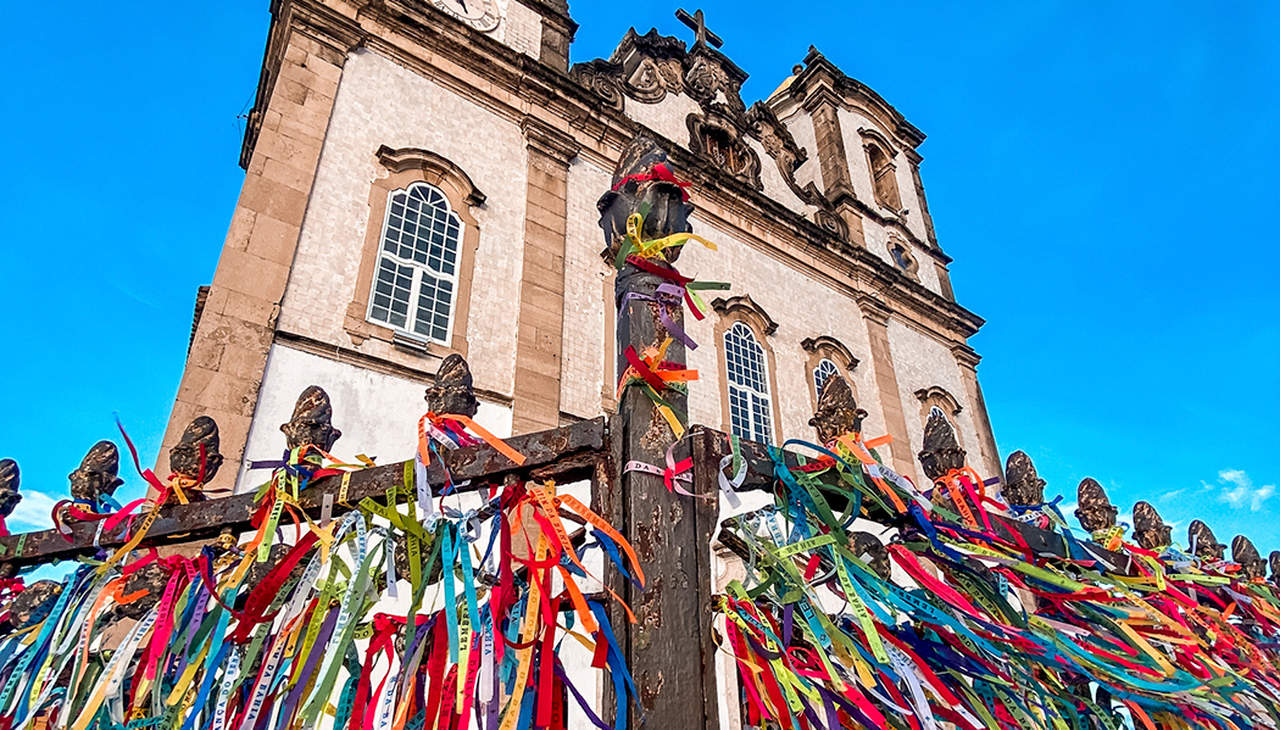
left=676, top=8, right=724, bottom=50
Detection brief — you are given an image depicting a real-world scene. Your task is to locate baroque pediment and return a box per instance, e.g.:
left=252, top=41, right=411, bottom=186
left=573, top=28, right=816, bottom=197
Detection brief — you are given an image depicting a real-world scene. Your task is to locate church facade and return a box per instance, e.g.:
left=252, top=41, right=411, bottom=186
left=159, top=0, right=1001, bottom=495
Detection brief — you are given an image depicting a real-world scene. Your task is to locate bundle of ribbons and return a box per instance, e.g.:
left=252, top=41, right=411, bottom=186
left=714, top=437, right=1280, bottom=730
left=0, top=445, right=645, bottom=730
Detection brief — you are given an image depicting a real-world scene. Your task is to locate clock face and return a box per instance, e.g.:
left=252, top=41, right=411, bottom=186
left=430, top=0, right=501, bottom=32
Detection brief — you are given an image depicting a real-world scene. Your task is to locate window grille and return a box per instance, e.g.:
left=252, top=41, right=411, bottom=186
left=813, top=358, right=840, bottom=399
left=724, top=322, right=773, bottom=443
left=368, top=182, right=462, bottom=344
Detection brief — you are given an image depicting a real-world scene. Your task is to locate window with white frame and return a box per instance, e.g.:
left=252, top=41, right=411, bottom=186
left=928, top=405, right=947, bottom=422
left=813, top=358, right=840, bottom=399
left=368, top=182, right=462, bottom=343
left=724, top=322, right=773, bottom=443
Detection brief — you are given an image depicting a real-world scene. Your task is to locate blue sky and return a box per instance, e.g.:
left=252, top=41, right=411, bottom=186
left=1, top=2, right=1276, bottom=553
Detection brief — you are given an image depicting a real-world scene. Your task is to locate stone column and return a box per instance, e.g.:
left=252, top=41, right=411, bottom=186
left=511, top=117, right=580, bottom=434
left=858, top=296, right=916, bottom=478
left=156, top=19, right=359, bottom=493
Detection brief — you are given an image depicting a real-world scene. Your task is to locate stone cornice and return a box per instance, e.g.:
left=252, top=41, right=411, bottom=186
left=239, top=0, right=983, bottom=342
left=792, top=46, right=926, bottom=150
left=520, top=116, right=581, bottom=162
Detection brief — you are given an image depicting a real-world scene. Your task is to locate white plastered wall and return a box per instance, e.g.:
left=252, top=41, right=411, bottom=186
left=676, top=217, right=885, bottom=445
left=278, top=48, right=529, bottom=398
left=235, top=344, right=514, bottom=491
left=885, top=319, right=987, bottom=486
left=560, top=158, right=614, bottom=419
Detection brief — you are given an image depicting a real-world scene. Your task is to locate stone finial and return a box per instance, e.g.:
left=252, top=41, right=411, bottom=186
left=8, top=580, right=62, bottom=628
left=597, top=135, right=694, bottom=263
left=850, top=531, right=890, bottom=580
left=69, top=441, right=124, bottom=505
left=808, top=374, right=865, bottom=444
left=1131, top=501, right=1172, bottom=551
left=115, top=562, right=171, bottom=620
left=917, top=410, right=966, bottom=481
left=280, top=386, right=342, bottom=452
left=1074, top=478, right=1117, bottom=534
left=1188, top=519, right=1225, bottom=562
left=1232, top=535, right=1265, bottom=580
left=169, top=416, right=224, bottom=487
left=1002, top=450, right=1046, bottom=508
left=0, top=459, right=19, bottom=520
left=1270, top=551, right=1280, bottom=584
left=426, top=354, right=479, bottom=418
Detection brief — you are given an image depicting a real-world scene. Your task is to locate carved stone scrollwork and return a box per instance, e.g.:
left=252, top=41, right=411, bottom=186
left=1002, top=450, right=1045, bottom=508
left=1131, top=501, right=1172, bottom=551
left=918, top=410, right=966, bottom=482
left=1188, top=519, right=1225, bottom=562
left=808, top=374, right=866, bottom=445
left=687, top=110, right=762, bottom=190
left=426, top=354, right=479, bottom=417
left=1232, top=535, right=1265, bottom=580
left=813, top=209, right=848, bottom=239
left=281, top=386, right=342, bottom=453
left=683, top=50, right=746, bottom=114
left=745, top=102, right=824, bottom=205
left=1270, top=551, right=1280, bottom=584
left=569, top=59, right=625, bottom=112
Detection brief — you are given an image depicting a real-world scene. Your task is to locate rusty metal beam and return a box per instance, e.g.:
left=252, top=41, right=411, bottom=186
left=0, top=418, right=606, bottom=569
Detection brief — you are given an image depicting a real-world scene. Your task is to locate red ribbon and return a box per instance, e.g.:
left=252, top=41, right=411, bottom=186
left=610, top=162, right=691, bottom=201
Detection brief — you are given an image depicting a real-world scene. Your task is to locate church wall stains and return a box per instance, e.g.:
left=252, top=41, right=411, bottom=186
left=277, top=49, right=528, bottom=399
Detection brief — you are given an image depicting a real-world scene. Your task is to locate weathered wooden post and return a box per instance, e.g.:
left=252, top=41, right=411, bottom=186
left=596, top=136, right=720, bottom=727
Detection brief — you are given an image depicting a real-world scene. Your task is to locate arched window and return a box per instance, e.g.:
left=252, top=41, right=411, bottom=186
left=813, top=358, right=840, bottom=399
left=864, top=141, right=902, bottom=211
left=724, top=322, right=773, bottom=443
left=368, top=182, right=463, bottom=344
left=928, top=405, right=946, bottom=422
left=888, top=240, right=919, bottom=281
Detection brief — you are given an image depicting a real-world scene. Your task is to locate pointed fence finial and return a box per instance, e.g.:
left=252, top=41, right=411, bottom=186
left=1074, top=478, right=1117, bottom=534
left=169, top=416, right=224, bottom=491
left=808, top=374, right=865, bottom=445
left=426, top=354, right=479, bottom=417
left=0, top=459, right=19, bottom=523
left=1233, top=535, right=1265, bottom=580
left=1131, top=501, right=1172, bottom=551
left=918, top=409, right=965, bottom=481
left=280, top=386, right=342, bottom=452
left=1188, top=519, right=1225, bottom=562
left=68, top=441, right=124, bottom=506
left=1003, top=450, right=1045, bottom=508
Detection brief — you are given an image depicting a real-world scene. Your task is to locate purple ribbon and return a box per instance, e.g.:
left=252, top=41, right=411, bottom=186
left=620, top=283, right=697, bottom=350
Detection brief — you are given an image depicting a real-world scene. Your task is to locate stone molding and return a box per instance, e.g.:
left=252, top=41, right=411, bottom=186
left=343, top=147, right=482, bottom=360
left=914, top=386, right=963, bottom=416
left=375, top=145, right=487, bottom=205
left=711, top=295, right=779, bottom=336
left=520, top=116, right=581, bottom=163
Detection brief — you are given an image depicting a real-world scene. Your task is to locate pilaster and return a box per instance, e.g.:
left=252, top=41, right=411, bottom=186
left=858, top=296, right=916, bottom=478
left=511, top=117, right=580, bottom=433
left=953, top=344, right=1002, bottom=481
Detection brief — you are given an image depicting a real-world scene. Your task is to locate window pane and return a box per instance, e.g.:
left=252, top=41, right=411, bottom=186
left=370, top=257, right=412, bottom=329
left=814, top=359, right=839, bottom=398
left=372, top=183, right=463, bottom=342
left=724, top=322, right=772, bottom=442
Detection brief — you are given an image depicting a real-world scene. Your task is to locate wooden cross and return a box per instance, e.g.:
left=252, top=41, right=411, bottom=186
left=676, top=8, right=724, bottom=50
